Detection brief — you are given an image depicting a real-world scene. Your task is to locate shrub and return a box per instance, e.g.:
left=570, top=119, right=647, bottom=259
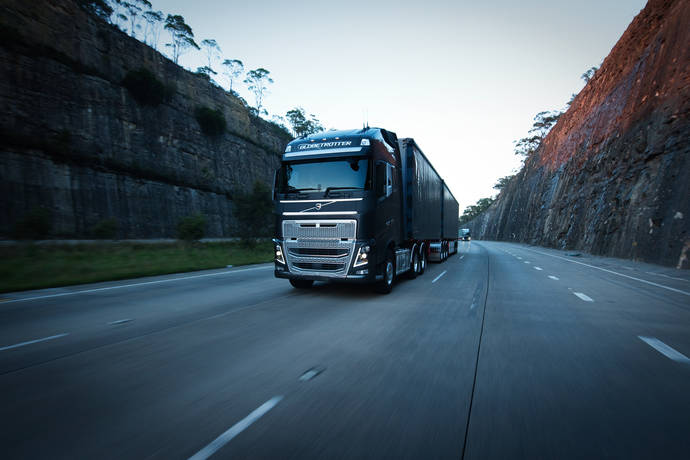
left=177, top=213, right=206, bottom=241
left=195, top=107, right=226, bottom=137
left=13, top=207, right=52, bottom=240
left=234, top=181, right=273, bottom=247
left=122, top=68, right=173, bottom=106
left=91, top=218, right=118, bottom=239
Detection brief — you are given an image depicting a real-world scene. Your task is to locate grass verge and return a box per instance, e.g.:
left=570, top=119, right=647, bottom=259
left=0, top=241, right=273, bottom=293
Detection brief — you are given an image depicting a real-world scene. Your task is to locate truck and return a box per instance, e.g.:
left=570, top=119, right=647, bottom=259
left=272, top=127, right=459, bottom=293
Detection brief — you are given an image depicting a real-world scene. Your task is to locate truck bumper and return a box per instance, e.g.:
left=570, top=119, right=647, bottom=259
left=274, top=268, right=377, bottom=283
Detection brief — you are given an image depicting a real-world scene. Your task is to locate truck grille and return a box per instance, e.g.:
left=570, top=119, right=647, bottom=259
left=282, top=220, right=356, bottom=277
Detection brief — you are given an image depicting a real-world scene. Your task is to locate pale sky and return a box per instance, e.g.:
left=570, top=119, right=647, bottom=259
left=154, top=0, right=647, bottom=211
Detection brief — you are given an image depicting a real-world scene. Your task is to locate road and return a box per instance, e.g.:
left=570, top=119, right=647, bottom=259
left=1, top=241, right=688, bottom=459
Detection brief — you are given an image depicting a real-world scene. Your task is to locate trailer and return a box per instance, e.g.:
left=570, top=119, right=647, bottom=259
left=273, top=128, right=459, bottom=293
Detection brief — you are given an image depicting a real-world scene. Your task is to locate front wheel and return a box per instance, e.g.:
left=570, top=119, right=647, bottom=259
left=289, top=279, right=314, bottom=289
left=375, top=251, right=395, bottom=294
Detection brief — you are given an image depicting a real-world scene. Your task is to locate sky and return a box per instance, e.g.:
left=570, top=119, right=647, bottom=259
left=153, top=0, right=647, bottom=212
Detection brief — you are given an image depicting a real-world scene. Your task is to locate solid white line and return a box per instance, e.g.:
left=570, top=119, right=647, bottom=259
left=645, top=271, right=687, bottom=282
left=0, top=333, right=69, bottom=351
left=638, top=336, right=690, bottom=363
left=573, top=292, right=594, bottom=302
left=534, top=267, right=543, bottom=271
left=3, top=266, right=273, bottom=304
left=188, top=396, right=283, bottom=460
left=548, top=275, right=559, bottom=280
left=432, top=270, right=447, bottom=283
left=523, top=248, right=690, bottom=297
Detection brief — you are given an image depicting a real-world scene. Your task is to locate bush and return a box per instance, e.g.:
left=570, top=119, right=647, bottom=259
left=91, top=218, right=118, bottom=239
left=234, top=181, right=273, bottom=247
left=177, top=214, right=206, bottom=241
left=122, top=68, right=174, bottom=106
left=13, top=207, right=52, bottom=240
left=195, top=107, right=226, bottom=137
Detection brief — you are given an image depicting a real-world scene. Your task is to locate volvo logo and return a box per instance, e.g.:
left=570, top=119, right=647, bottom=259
left=315, top=203, right=322, bottom=210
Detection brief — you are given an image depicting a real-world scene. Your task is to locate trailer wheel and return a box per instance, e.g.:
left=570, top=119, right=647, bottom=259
left=290, top=279, right=314, bottom=289
left=419, top=245, right=427, bottom=274
left=375, top=250, right=395, bottom=294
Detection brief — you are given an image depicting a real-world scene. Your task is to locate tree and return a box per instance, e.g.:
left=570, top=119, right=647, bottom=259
left=581, top=66, right=599, bottom=83
left=244, top=68, right=273, bottom=115
left=123, top=0, right=151, bottom=38
left=164, top=14, right=199, bottom=64
left=285, top=107, right=323, bottom=137
left=459, top=197, right=495, bottom=224
left=514, top=110, right=562, bottom=157
left=222, top=59, right=243, bottom=93
left=234, top=181, right=273, bottom=246
left=142, top=10, right=163, bottom=49
left=200, top=39, right=221, bottom=76
left=493, top=175, right=514, bottom=191
left=78, top=0, right=113, bottom=20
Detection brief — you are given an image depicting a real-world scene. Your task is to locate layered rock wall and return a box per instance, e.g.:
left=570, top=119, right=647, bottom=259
left=0, top=0, right=291, bottom=238
left=467, top=0, right=689, bottom=268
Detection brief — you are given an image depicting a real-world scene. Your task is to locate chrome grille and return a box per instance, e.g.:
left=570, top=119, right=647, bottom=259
left=283, top=220, right=356, bottom=239
left=282, top=220, right=357, bottom=277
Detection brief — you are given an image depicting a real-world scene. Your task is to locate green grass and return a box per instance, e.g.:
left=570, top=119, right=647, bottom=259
left=0, top=242, right=273, bottom=293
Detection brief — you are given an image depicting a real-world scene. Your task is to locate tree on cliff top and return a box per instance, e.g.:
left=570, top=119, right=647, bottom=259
left=200, top=39, right=221, bottom=76
left=244, top=68, right=273, bottom=116
left=142, top=10, right=163, bottom=49
left=222, top=59, right=244, bottom=94
left=459, top=197, right=494, bottom=225
left=164, top=14, right=199, bottom=64
left=514, top=110, right=562, bottom=157
left=581, top=66, right=599, bottom=83
left=78, top=0, right=113, bottom=20
left=285, top=107, right=323, bottom=137
left=493, top=175, right=514, bottom=191
left=123, top=1, right=152, bottom=39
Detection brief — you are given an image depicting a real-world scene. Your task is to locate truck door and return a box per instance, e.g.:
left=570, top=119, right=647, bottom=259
left=375, top=161, right=395, bottom=264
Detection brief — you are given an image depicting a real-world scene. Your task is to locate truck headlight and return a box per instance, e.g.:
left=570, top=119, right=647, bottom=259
left=275, top=243, right=285, bottom=264
left=353, top=245, right=370, bottom=267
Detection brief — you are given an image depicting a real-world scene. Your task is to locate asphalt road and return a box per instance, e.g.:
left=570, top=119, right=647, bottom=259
left=1, top=241, right=688, bottom=459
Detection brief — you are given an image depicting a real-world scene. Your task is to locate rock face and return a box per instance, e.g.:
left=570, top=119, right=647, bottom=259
left=467, top=0, right=690, bottom=268
left=0, top=0, right=291, bottom=238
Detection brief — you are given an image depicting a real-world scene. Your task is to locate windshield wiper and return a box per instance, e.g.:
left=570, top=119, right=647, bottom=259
left=324, top=186, right=363, bottom=197
left=286, top=187, right=321, bottom=194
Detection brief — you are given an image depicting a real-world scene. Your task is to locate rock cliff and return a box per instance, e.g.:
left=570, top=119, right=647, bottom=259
left=0, top=0, right=291, bottom=238
left=467, top=0, right=689, bottom=268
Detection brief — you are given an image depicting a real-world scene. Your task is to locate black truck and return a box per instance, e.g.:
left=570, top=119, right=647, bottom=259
left=273, top=127, right=459, bottom=293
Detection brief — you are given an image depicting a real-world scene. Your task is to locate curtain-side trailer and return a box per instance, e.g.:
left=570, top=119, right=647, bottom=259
left=273, top=128, right=459, bottom=293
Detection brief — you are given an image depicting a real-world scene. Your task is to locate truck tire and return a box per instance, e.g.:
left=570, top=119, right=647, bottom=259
left=289, top=279, right=314, bottom=289
left=407, top=249, right=419, bottom=279
left=419, top=245, right=427, bottom=274
left=375, top=250, right=395, bottom=294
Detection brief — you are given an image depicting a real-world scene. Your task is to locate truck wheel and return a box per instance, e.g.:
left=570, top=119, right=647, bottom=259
left=290, top=279, right=314, bottom=289
left=407, top=250, right=419, bottom=279
left=419, top=246, right=427, bottom=274
left=375, top=251, right=395, bottom=294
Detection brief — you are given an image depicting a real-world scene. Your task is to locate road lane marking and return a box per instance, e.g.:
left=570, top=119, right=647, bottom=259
left=188, top=396, right=283, bottom=460
left=638, top=337, right=690, bottom=363
left=299, top=367, right=324, bottom=382
left=548, top=275, right=559, bottom=280
left=573, top=292, right=594, bottom=302
left=0, top=333, right=69, bottom=351
left=2, top=266, right=274, bottom=304
left=523, top=248, right=690, bottom=296
left=534, top=267, right=543, bottom=271
left=108, top=319, right=133, bottom=325
left=432, top=270, right=447, bottom=283
left=459, top=255, right=465, bottom=260
left=524, top=261, right=530, bottom=264
left=645, top=271, right=688, bottom=282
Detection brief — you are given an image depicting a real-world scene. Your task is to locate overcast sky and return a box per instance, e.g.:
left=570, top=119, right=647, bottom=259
left=155, top=0, right=647, bottom=211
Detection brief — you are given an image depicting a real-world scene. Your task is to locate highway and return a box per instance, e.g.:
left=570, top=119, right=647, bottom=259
left=1, top=241, right=688, bottom=459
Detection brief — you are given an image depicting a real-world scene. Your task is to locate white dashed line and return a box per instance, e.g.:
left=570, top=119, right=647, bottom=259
left=638, top=337, right=690, bottom=364
left=188, top=396, right=283, bottom=460
left=522, top=248, right=690, bottom=297
left=534, top=267, right=543, bottom=271
left=432, top=271, right=447, bottom=283
left=3, top=266, right=273, bottom=304
left=517, top=257, right=522, bottom=260
left=0, top=333, right=69, bottom=351
left=548, top=275, right=559, bottom=280
left=524, top=261, right=530, bottom=264
left=108, top=319, right=133, bottom=325
left=459, top=255, right=465, bottom=260
left=573, top=292, right=594, bottom=302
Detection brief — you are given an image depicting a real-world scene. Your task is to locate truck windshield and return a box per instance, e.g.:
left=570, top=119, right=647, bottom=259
left=277, top=158, right=370, bottom=195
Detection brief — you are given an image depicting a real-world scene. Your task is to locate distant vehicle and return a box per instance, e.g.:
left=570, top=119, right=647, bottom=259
left=460, top=228, right=471, bottom=241
left=273, top=128, right=459, bottom=294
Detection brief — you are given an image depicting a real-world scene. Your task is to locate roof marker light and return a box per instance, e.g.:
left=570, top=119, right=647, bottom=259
left=360, top=139, right=370, bottom=146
